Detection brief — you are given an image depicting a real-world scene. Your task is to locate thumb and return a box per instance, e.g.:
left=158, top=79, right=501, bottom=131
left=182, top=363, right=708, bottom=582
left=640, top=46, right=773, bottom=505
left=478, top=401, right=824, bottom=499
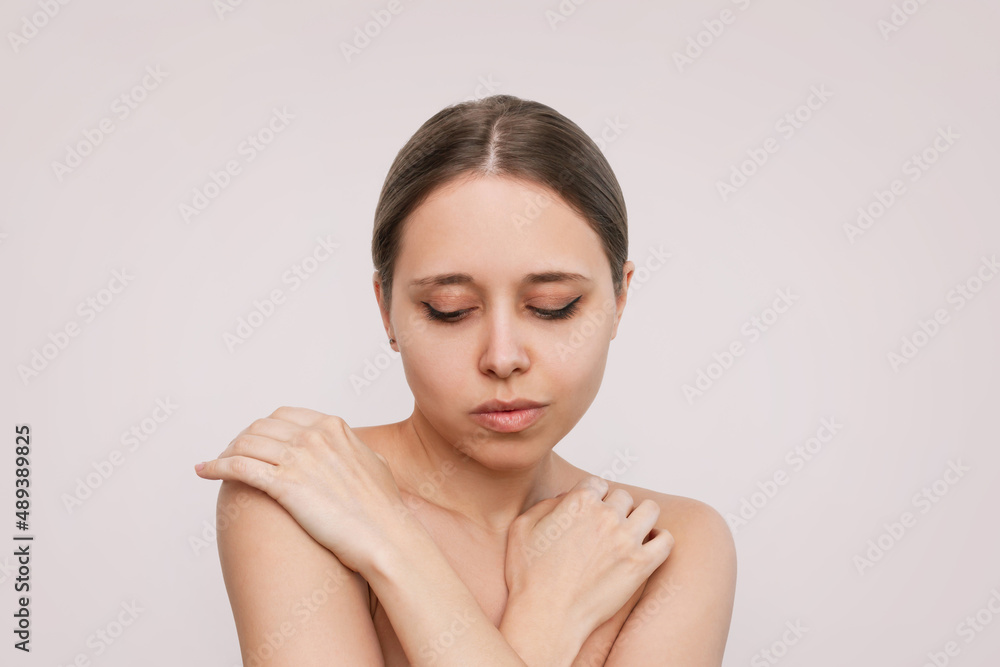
left=513, top=476, right=609, bottom=531
left=512, top=495, right=563, bottom=532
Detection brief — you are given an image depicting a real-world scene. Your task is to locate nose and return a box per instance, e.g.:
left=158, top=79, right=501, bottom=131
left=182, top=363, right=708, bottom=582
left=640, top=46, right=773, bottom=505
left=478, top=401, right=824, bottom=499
left=478, top=305, right=530, bottom=379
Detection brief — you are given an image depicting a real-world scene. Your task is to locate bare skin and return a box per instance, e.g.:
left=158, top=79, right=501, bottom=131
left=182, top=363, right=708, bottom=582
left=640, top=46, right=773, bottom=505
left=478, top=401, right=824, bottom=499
left=200, top=173, right=737, bottom=665
left=352, top=420, right=646, bottom=665
left=207, top=414, right=733, bottom=665
left=355, top=174, right=735, bottom=663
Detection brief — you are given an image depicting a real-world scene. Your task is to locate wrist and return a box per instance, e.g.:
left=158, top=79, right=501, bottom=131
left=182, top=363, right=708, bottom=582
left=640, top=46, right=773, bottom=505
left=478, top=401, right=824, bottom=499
left=363, top=505, right=440, bottom=588
left=500, top=592, right=589, bottom=667
left=360, top=513, right=531, bottom=665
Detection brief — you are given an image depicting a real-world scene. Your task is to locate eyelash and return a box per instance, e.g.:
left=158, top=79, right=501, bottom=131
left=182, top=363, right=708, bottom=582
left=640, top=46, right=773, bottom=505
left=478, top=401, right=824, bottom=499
left=421, top=296, right=582, bottom=323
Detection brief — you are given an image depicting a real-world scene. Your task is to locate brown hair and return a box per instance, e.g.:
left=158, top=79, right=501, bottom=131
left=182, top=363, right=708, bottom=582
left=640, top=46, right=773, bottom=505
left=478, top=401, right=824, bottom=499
left=371, top=94, right=628, bottom=312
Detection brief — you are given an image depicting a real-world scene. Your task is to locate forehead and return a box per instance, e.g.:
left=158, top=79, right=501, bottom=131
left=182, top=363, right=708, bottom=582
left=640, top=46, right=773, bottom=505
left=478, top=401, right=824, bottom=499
left=395, top=175, right=608, bottom=283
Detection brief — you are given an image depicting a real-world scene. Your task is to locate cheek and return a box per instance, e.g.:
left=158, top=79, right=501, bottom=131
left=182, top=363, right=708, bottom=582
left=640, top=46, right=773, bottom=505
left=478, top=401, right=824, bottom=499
left=398, top=335, right=470, bottom=398
left=542, top=325, right=613, bottom=393
left=545, top=301, right=617, bottom=365
left=547, top=343, right=608, bottom=393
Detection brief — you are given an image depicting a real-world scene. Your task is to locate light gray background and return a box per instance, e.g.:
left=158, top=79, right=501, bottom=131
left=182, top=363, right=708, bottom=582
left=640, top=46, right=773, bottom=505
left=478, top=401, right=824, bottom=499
left=2, top=0, right=998, bottom=665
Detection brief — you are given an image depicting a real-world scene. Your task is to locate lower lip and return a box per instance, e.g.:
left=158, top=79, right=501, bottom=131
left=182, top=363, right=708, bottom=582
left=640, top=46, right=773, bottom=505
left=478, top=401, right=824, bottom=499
left=471, top=407, right=545, bottom=433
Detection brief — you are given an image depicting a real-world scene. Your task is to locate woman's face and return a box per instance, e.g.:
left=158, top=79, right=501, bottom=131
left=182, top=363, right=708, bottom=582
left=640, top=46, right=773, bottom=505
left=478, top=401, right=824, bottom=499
left=376, top=174, right=633, bottom=470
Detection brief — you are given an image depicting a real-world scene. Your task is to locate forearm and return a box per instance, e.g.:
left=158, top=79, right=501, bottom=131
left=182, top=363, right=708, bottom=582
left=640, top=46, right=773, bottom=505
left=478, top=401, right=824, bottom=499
left=498, top=593, right=591, bottom=667
left=364, top=512, right=528, bottom=666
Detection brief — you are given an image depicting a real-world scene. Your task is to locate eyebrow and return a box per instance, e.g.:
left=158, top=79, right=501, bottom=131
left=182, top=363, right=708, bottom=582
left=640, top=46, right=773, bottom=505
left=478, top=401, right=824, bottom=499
left=409, top=271, right=592, bottom=288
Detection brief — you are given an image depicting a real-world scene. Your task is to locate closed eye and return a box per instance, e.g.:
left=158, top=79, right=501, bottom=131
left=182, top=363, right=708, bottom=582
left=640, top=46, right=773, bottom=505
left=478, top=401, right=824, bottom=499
left=421, top=296, right=582, bottom=323
left=533, top=295, right=582, bottom=320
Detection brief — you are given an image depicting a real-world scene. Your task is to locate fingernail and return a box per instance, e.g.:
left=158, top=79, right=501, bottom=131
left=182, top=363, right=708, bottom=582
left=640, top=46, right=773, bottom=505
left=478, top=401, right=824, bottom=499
left=194, top=462, right=206, bottom=472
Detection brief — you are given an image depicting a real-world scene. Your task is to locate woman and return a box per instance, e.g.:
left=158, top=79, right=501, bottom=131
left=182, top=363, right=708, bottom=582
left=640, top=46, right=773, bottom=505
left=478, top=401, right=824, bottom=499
left=195, top=94, right=736, bottom=666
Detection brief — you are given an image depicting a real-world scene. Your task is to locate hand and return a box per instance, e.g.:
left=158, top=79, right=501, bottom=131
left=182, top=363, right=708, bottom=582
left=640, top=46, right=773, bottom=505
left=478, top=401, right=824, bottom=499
left=194, top=406, right=407, bottom=575
left=504, top=475, right=674, bottom=635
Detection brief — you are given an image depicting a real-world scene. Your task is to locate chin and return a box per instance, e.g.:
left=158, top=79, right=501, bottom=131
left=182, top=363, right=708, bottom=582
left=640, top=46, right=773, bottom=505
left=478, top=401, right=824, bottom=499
left=450, top=423, right=555, bottom=467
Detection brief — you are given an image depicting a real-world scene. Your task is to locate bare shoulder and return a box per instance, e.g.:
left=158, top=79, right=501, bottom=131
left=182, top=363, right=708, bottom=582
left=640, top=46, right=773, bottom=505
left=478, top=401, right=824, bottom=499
left=616, top=490, right=736, bottom=665
left=611, top=479, right=734, bottom=549
left=558, top=462, right=735, bottom=556
left=601, top=476, right=737, bottom=588
left=564, top=468, right=738, bottom=666
left=610, top=479, right=737, bottom=613
left=215, top=479, right=385, bottom=664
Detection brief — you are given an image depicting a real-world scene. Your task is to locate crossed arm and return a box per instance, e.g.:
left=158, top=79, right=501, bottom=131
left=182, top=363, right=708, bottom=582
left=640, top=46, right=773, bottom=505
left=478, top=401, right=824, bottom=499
left=216, top=480, right=736, bottom=666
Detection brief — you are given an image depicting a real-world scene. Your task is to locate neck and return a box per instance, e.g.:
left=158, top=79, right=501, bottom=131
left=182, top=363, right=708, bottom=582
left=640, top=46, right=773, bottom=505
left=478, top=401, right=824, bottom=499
left=392, top=406, right=569, bottom=535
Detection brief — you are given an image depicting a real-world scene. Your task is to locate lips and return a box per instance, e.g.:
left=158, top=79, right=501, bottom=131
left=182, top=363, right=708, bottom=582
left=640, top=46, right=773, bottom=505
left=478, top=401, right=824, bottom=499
left=471, top=398, right=546, bottom=414
left=470, top=398, right=548, bottom=433
left=470, top=407, right=546, bottom=433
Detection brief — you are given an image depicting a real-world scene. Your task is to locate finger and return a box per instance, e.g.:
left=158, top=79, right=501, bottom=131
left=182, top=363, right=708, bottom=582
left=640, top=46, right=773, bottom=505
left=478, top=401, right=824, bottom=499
left=572, top=474, right=610, bottom=499
left=515, top=487, right=571, bottom=522
left=603, top=488, right=634, bottom=519
left=514, top=476, right=607, bottom=531
left=512, top=496, right=563, bottom=532
left=268, top=405, right=334, bottom=428
left=639, top=527, right=676, bottom=569
left=219, top=433, right=296, bottom=466
left=540, top=476, right=608, bottom=524
left=624, top=498, right=662, bottom=542
left=194, top=455, right=279, bottom=493
left=240, top=416, right=301, bottom=444
left=555, top=475, right=610, bottom=514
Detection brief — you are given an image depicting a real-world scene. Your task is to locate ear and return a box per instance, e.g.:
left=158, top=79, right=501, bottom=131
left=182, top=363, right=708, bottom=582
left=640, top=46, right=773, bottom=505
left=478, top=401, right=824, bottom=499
left=373, top=271, right=396, bottom=348
left=610, top=260, right=635, bottom=341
